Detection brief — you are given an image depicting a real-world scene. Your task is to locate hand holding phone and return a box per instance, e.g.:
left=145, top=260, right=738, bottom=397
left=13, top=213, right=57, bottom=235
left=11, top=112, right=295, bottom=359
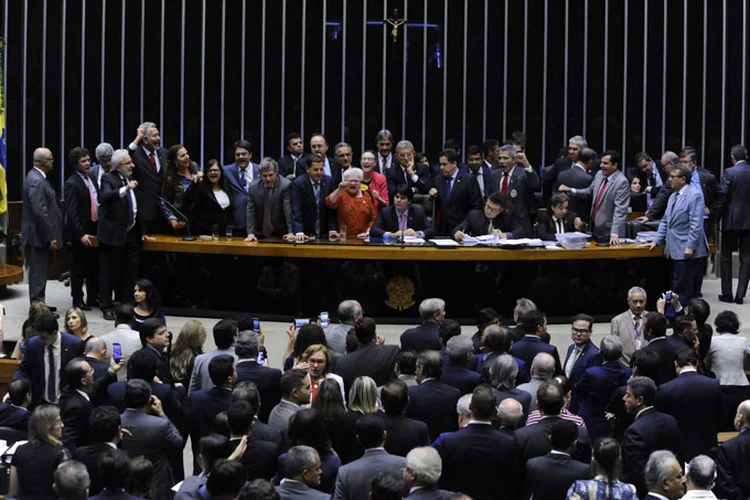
left=320, top=312, right=329, bottom=329
left=112, top=343, right=123, bottom=363
left=665, top=291, right=672, bottom=301
left=253, top=318, right=261, bottom=333
left=295, top=318, right=311, bottom=328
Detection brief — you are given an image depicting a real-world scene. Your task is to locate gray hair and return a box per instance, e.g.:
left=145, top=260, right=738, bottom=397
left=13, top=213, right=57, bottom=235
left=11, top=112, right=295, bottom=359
left=342, top=167, right=364, bottom=182
left=497, top=398, right=524, bottom=428
left=84, top=337, right=106, bottom=355
left=140, top=121, right=158, bottom=138
left=259, top=157, right=279, bottom=173
left=285, top=445, right=319, bottom=479
left=627, top=286, right=647, bottom=300
left=419, top=298, right=446, bottom=321
left=375, top=129, right=394, bottom=144
left=395, top=140, right=415, bottom=153
left=514, top=298, right=537, bottom=318
left=53, top=460, right=91, bottom=499
left=499, top=145, right=516, bottom=160
left=111, top=149, right=130, bottom=170
left=687, top=455, right=716, bottom=489
left=234, top=331, right=260, bottom=359
left=662, top=151, right=680, bottom=168
left=337, top=300, right=362, bottom=323
left=456, top=394, right=472, bottom=419
left=645, top=450, right=679, bottom=490
left=569, top=135, right=588, bottom=148
left=446, top=336, right=473, bottom=363
left=32, top=148, right=50, bottom=167
left=334, top=142, right=352, bottom=154
left=405, top=447, right=442, bottom=487
left=599, top=335, right=623, bottom=362
left=531, top=353, right=556, bottom=380
left=489, top=354, right=519, bottom=390
left=95, top=142, right=114, bottom=161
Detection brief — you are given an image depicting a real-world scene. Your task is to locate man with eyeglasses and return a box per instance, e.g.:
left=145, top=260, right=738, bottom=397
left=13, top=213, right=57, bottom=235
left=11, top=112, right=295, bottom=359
left=563, top=313, right=601, bottom=413
left=452, top=192, right=526, bottom=241
left=648, top=163, right=709, bottom=305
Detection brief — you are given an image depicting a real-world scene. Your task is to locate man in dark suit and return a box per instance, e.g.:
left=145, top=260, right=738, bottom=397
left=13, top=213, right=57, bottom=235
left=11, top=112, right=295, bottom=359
left=234, top=331, right=281, bottom=423
left=563, top=313, right=601, bottom=413
left=717, top=145, right=750, bottom=304
left=525, top=420, right=592, bottom=500
left=0, top=378, right=31, bottom=431
left=227, top=401, right=280, bottom=481
left=487, top=144, right=540, bottom=225
left=441, top=336, right=482, bottom=395
left=374, top=129, right=395, bottom=174
left=135, top=318, right=173, bottom=384
left=245, top=157, right=294, bottom=241
left=231, top=381, right=284, bottom=447
left=477, top=325, right=530, bottom=386
left=127, top=122, right=168, bottom=234
left=275, top=445, right=330, bottom=500
left=190, top=355, right=235, bottom=448
left=278, top=132, right=306, bottom=179
left=634, top=151, right=666, bottom=198
left=60, top=357, right=96, bottom=452
left=510, top=309, right=563, bottom=376
left=434, top=385, right=521, bottom=500
left=679, top=147, right=720, bottom=221
left=370, top=185, right=436, bottom=239
left=655, top=348, right=722, bottom=461
left=14, top=313, right=83, bottom=408
left=641, top=312, right=679, bottom=385
left=380, top=380, right=431, bottom=457
left=64, top=147, right=100, bottom=310
left=536, top=193, right=584, bottom=241
left=452, top=192, right=527, bottom=240
left=91, top=142, right=114, bottom=189
left=403, top=447, right=454, bottom=499
left=223, top=139, right=261, bottom=234
left=554, top=147, right=596, bottom=222
left=291, top=154, right=337, bottom=240
left=334, top=317, right=400, bottom=393
left=429, top=148, right=482, bottom=236
left=460, top=145, right=493, bottom=201
left=384, top=140, right=432, bottom=204
left=482, top=139, right=501, bottom=171
left=715, top=399, right=750, bottom=499
left=542, top=135, right=587, bottom=204
left=73, top=406, right=126, bottom=496
left=22, top=147, right=63, bottom=306
left=90, top=449, right=143, bottom=500
left=643, top=450, right=686, bottom=500
left=296, top=133, right=343, bottom=186
left=408, top=351, right=462, bottom=442
left=97, top=149, right=143, bottom=321
left=120, top=379, right=183, bottom=499
left=666, top=315, right=708, bottom=375
left=401, top=298, right=444, bottom=353
left=621, top=377, right=683, bottom=497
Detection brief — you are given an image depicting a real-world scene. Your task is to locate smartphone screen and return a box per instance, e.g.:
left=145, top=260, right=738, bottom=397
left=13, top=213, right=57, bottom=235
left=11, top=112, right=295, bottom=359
left=253, top=318, right=261, bottom=333
left=295, top=318, right=311, bottom=328
left=320, top=312, right=329, bottom=328
left=112, top=343, right=123, bottom=362
left=257, top=348, right=266, bottom=365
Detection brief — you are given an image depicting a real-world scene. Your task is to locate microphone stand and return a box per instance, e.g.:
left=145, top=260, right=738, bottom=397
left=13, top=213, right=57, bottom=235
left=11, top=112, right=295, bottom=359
left=137, top=187, right=196, bottom=241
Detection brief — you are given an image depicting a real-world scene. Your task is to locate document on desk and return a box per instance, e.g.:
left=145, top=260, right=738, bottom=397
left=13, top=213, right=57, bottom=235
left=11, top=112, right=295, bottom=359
left=403, top=236, right=426, bottom=244
left=430, top=239, right=460, bottom=247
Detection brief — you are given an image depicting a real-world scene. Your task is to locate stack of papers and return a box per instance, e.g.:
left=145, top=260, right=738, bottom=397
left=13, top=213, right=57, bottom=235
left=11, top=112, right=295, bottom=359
left=429, top=239, right=459, bottom=247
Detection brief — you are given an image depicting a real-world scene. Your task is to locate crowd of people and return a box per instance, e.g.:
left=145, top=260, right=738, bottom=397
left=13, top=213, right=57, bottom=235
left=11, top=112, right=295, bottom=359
left=1, top=292, right=749, bottom=500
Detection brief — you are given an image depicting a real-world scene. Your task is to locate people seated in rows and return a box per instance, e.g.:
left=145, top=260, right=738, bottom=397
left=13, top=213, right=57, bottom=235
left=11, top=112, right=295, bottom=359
left=537, top=193, right=583, bottom=241
left=453, top=192, right=526, bottom=241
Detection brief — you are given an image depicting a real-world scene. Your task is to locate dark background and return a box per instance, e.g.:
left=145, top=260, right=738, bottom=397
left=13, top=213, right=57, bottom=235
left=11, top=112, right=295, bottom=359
left=1, top=0, right=747, bottom=199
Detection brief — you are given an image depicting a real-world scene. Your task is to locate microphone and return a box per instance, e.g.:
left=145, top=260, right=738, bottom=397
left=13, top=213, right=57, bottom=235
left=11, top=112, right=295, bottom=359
left=136, top=186, right=197, bottom=241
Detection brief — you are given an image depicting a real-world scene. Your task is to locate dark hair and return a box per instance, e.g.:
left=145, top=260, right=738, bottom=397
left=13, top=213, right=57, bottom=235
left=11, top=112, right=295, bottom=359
left=417, top=351, right=443, bottom=379
left=233, top=139, right=253, bottom=154
left=127, top=348, right=158, bottom=381
left=686, top=298, right=710, bottom=327
left=469, top=384, right=497, bottom=420
left=285, top=132, right=302, bottom=148
left=279, top=369, right=309, bottom=398
left=370, top=472, right=406, bottom=500
left=679, top=147, right=698, bottom=164
left=731, top=144, right=748, bottom=162
left=237, top=479, right=280, bottom=500
left=199, top=433, right=231, bottom=474
left=293, top=324, right=327, bottom=358
left=114, top=303, right=135, bottom=325
left=124, top=379, right=151, bottom=409
left=8, top=378, right=30, bottom=406
left=69, top=147, right=91, bottom=169
left=354, top=317, right=377, bottom=345
left=393, top=184, right=414, bottom=201
left=571, top=313, right=594, bottom=331
left=227, top=401, right=255, bottom=435
left=207, top=459, right=246, bottom=497
left=714, top=310, right=740, bottom=334
left=487, top=191, right=508, bottom=207
left=634, top=151, right=651, bottom=164
left=579, top=148, right=597, bottom=163
left=443, top=139, right=460, bottom=151
left=674, top=347, right=699, bottom=367
left=134, top=278, right=161, bottom=312
left=630, top=349, right=660, bottom=380
left=288, top=409, right=333, bottom=457
left=439, top=148, right=459, bottom=164
left=511, top=131, right=527, bottom=146
left=549, top=192, right=569, bottom=210
left=64, top=357, right=88, bottom=390
left=311, top=378, right=346, bottom=422
left=593, top=437, right=622, bottom=480
left=482, top=139, right=500, bottom=156
left=307, top=153, right=325, bottom=166
left=138, top=318, right=166, bottom=347
left=232, top=381, right=261, bottom=414
left=483, top=326, right=511, bottom=352
left=234, top=314, right=255, bottom=333
left=355, top=413, right=385, bottom=449
left=628, top=376, right=657, bottom=406
left=208, top=354, right=235, bottom=387
left=466, top=144, right=483, bottom=157
left=213, top=412, right=230, bottom=437
left=550, top=419, right=579, bottom=451
left=33, top=312, right=59, bottom=336
left=476, top=308, right=499, bottom=328
left=645, top=312, right=668, bottom=338
left=536, top=381, right=564, bottom=415
left=98, top=449, right=132, bottom=490
left=213, top=319, right=238, bottom=350
left=396, top=350, right=418, bottom=375
left=602, top=150, right=621, bottom=167
left=674, top=314, right=696, bottom=337
left=128, top=456, right=154, bottom=499
left=91, top=406, right=121, bottom=442
left=380, top=379, right=409, bottom=417
left=519, top=309, right=545, bottom=334
left=345, top=331, right=361, bottom=353
left=204, top=159, right=229, bottom=191
left=438, top=319, right=462, bottom=346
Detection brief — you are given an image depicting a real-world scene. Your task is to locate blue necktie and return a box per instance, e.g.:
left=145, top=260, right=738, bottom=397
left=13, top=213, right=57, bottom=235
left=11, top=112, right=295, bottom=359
left=446, top=177, right=453, bottom=200
left=239, top=168, right=248, bottom=192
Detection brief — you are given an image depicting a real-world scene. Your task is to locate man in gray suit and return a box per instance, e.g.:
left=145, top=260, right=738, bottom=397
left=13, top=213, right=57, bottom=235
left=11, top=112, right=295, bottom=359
left=245, top=157, right=294, bottom=241
left=119, top=379, right=183, bottom=500
left=610, top=286, right=649, bottom=366
left=268, top=369, right=311, bottom=434
left=334, top=415, right=405, bottom=500
left=560, top=150, right=630, bottom=245
left=276, top=445, right=331, bottom=500
left=22, top=147, right=63, bottom=305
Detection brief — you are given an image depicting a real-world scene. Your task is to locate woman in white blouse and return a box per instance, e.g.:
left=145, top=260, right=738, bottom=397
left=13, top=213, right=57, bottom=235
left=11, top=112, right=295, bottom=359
left=706, top=310, right=749, bottom=386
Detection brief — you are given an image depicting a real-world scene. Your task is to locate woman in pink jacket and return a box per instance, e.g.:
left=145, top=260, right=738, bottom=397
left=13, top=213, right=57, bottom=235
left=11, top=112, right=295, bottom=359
left=360, top=150, right=389, bottom=214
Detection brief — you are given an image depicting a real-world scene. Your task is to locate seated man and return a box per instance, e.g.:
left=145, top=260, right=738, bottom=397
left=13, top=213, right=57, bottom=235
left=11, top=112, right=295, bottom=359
left=0, top=378, right=31, bottom=431
left=453, top=192, right=526, bottom=241
left=537, top=193, right=583, bottom=241
left=370, top=185, right=435, bottom=239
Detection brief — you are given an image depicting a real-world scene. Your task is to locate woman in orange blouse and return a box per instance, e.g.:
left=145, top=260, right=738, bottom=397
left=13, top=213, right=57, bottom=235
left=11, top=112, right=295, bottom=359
left=325, top=167, right=376, bottom=239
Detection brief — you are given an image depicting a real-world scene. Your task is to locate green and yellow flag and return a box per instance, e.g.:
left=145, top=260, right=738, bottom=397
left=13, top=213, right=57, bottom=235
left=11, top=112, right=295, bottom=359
left=0, top=37, right=7, bottom=238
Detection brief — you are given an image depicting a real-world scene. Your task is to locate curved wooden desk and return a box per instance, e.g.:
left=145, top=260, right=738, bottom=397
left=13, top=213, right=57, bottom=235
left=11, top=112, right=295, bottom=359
left=0, top=264, right=23, bottom=285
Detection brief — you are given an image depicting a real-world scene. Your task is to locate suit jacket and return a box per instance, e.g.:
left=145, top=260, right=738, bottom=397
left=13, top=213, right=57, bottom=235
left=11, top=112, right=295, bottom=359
left=90, top=488, right=142, bottom=500
left=610, top=310, right=649, bottom=367
left=717, top=160, right=750, bottom=231
left=441, top=361, right=483, bottom=395
left=405, top=486, right=453, bottom=499
left=434, top=423, right=521, bottom=500
left=14, top=332, right=84, bottom=408
left=715, top=429, right=750, bottom=500
left=291, top=173, right=337, bottom=235
left=510, top=335, right=563, bottom=376
left=494, top=387, right=533, bottom=419
left=543, top=157, right=574, bottom=204
left=453, top=207, right=526, bottom=240
left=370, top=204, right=435, bottom=239
left=697, top=167, right=720, bottom=218
left=646, top=186, right=673, bottom=220
left=230, top=436, right=280, bottom=481
left=432, top=170, right=482, bottom=235
left=641, top=336, right=678, bottom=385
left=385, top=163, right=432, bottom=203
left=277, top=479, right=332, bottom=500
left=563, top=341, right=601, bottom=412
left=188, top=347, right=237, bottom=396
left=333, top=448, right=405, bottom=500
left=235, top=359, right=282, bottom=423
left=554, top=165, right=594, bottom=221
left=98, top=171, right=142, bottom=246
left=0, top=402, right=30, bottom=431
left=64, top=171, right=98, bottom=241
left=129, top=144, right=167, bottom=223
left=525, top=452, right=592, bottom=500
left=575, top=362, right=632, bottom=441
left=268, top=399, right=300, bottom=434
left=621, top=407, right=683, bottom=498
left=278, top=155, right=305, bottom=179
left=408, top=380, right=461, bottom=442
left=246, top=176, right=293, bottom=237
left=334, top=342, right=400, bottom=395
left=189, top=386, right=233, bottom=443
left=515, top=415, right=590, bottom=463
left=73, top=442, right=114, bottom=496
left=297, top=155, right=343, bottom=186
left=655, top=184, right=709, bottom=260
left=536, top=210, right=579, bottom=241
left=223, top=161, right=261, bottom=230
left=119, top=408, right=183, bottom=499
left=106, top=381, right=183, bottom=430
left=400, top=323, right=441, bottom=353
left=459, top=165, right=493, bottom=200
left=382, top=413, right=431, bottom=457
left=21, top=167, right=63, bottom=248
left=488, top=164, right=541, bottom=220
left=655, top=371, right=722, bottom=460
left=60, top=390, right=93, bottom=452
left=571, top=169, right=630, bottom=237
left=181, top=179, right=234, bottom=235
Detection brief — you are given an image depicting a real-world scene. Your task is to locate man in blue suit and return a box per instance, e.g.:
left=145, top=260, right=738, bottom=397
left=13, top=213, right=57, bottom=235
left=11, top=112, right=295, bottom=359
left=401, top=298, right=444, bottom=353
left=649, top=163, right=709, bottom=305
left=291, top=154, right=337, bottom=241
left=717, top=145, right=750, bottom=304
left=0, top=378, right=31, bottom=430
left=369, top=185, right=435, bottom=239
left=190, top=355, right=236, bottom=449
left=441, top=336, right=482, bottom=395
left=14, top=313, right=83, bottom=408
left=408, top=351, right=462, bottom=442
left=563, top=313, right=601, bottom=413
left=510, top=309, right=563, bottom=376
left=234, top=331, right=281, bottom=423
left=461, top=145, right=493, bottom=201
left=223, top=139, right=261, bottom=235
left=429, top=148, right=482, bottom=236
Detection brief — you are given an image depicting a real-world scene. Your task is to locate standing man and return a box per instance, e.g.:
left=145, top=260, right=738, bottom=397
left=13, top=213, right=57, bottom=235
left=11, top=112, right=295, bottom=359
left=634, top=151, right=665, bottom=197
left=717, top=145, right=750, bottom=304
left=648, top=163, right=709, bottom=304
left=462, top=145, right=492, bottom=201
left=375, top=129, right=395, bottom=174
left=22, top=147, right=63, bottom=307
left=224, top=139, right=261, bottom=234
left=64, top=147, right=99, bottom=311
left=91, top=142, right=114, bottom=189
left=482, top=139, right=501, bottom=171
left=298, top=133, right=343, bottom=185
left=128, top=123, right=168, bottom=234
left=543, top=135, right=588, bottom=203
left=554, top=148, right=596, bottom=223
left=245, top=157, right=293, bottom=241
left=610, top=287, right=649, bottom=366
left=488, top=144, right=540, bottom=227
left=291, top=154, right=337, bottom=240
left=560, top=150, right=630, bottom=245
left=278, top=133, right=305, bottom=179
left=563, top=313, right=601, bottom=413
left=429, top=148, right=482, bottom=236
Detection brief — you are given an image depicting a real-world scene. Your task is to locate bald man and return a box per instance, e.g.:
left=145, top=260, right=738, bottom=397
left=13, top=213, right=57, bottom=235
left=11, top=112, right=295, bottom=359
left=715, top=400, right=750, bottom=499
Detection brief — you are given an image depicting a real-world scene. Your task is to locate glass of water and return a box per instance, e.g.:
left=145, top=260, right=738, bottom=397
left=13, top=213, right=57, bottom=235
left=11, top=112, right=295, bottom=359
left=339, top=224, right=347, bottom=241
left=226, top=225, right=233, bottom=241
left=212, top=224, right=220, bottom=241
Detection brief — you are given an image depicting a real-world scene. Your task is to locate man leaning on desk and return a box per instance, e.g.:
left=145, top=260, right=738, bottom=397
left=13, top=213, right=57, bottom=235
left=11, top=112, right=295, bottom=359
left=452, top=192, right=526, bottom=241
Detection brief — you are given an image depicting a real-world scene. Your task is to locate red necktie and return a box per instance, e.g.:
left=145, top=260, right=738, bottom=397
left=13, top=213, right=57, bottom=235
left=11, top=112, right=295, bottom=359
left=591, top=177, right=609, bottom=221
left=501, top=173, right=509, bottom=195
left=85, top=176, right=98, bottom=222
left=149, top=152, right=157, bottom=172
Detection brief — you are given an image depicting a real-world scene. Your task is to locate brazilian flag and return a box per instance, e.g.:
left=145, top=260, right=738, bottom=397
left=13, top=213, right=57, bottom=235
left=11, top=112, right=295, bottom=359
left=0, top=37, right=7, bottom=239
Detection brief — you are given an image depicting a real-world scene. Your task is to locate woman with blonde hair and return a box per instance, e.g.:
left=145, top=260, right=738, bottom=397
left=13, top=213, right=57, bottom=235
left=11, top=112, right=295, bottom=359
left=64, top=307, right=92, bottom=346
left=331, top=376, right=380, bottom=464
left=170, top=319, right=207, bottom=389
left=300, top=344, right=345, bottom=404
left=10, top=405, right=69, bottom=499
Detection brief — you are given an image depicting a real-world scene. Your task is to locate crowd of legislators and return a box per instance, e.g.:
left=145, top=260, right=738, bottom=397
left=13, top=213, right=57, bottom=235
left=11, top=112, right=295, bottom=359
left=2, top=291, right=750, bottom=500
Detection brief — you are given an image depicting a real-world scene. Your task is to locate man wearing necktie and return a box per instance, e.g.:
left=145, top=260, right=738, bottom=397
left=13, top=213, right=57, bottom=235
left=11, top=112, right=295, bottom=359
left=536, top=193, right=583, bottom=241
left=429, top=148, right=482, bottom=236
left=291, top=154, right=338, bottom=241
left=563, top=313, right=601, bottom=413
left=453, top=192, right=526, bottom=241
left=278, top=132, right=305, bottom=180
left=610, top=287, right=649, bottom=366
left=369, top=185, right=436, bottom=239
left=127, top=122, right=168, bottom=234
left=463, top=145, right=491, bottom=201
left=375, top=129, right=394, bottom=174
left=634, top=151, right=665, bottom=197
left=245, top=158, right=294, bottom=242
left=223, top=139, right=260, bottom=236
left=64, top=147, right=101, bottom=311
